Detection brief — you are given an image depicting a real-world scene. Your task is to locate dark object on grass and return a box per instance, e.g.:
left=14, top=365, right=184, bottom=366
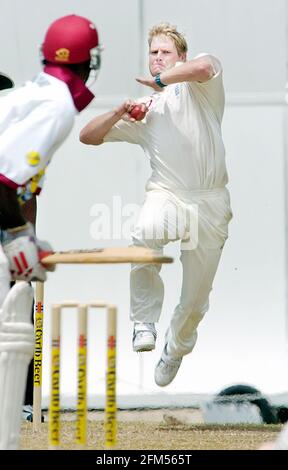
left=215, top=384, right=278, bottom=424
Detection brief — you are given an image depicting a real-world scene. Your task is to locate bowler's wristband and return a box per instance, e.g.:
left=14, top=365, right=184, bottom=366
left=155, top=74, right=167, bottom=88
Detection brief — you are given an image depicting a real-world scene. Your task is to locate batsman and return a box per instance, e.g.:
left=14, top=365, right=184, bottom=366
left=0, top=14, right=101, bottom=449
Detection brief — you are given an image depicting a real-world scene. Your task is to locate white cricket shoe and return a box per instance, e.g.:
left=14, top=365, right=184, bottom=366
left=133, top=322, right=157, bottom=352
left=154, top=344, right=182, bottom=387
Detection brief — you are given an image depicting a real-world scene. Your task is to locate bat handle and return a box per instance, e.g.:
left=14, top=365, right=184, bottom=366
left=39, top=250, right=53, bottom=260
left=38, top=250, right=54, bottom=268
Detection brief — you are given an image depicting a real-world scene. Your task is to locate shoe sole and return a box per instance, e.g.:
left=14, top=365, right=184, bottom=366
left=133, top=342, right=155, bottom=352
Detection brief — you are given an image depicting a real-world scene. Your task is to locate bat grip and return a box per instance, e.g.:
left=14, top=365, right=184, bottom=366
left=38, top=250, right=54, bottom=270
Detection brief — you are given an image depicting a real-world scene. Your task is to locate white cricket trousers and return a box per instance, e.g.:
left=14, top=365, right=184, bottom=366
left=130, top=187, right=232, bottom=359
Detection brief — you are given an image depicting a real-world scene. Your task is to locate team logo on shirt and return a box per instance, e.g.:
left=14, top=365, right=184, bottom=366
left=55, top=48, right=70, bottom=62
left=26, top=151, right=40, bottom=166
left=17, top=168, right=45, bottom=205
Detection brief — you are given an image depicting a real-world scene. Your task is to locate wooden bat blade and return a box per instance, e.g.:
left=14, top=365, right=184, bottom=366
left=40, top=247, right=173, bottom=265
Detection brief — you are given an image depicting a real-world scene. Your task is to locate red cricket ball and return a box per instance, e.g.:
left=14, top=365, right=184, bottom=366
left=130, top=104, right=146, bottom=121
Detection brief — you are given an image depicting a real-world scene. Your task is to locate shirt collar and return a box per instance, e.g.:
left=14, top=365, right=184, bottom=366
left=44, top=63, right=94, bottom=112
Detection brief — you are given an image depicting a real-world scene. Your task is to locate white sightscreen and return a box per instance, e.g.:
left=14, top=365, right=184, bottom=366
left=0, top=0, right=287, bottom=404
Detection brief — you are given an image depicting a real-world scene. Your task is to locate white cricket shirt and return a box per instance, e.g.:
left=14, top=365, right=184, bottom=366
left=104, top=55, right=228, bottom=191
left=0, top=72, right=76, bottom=195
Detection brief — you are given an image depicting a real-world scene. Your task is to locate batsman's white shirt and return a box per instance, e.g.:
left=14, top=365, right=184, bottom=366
left=0, top=72, right=76, bottom=193
left=104, top=55, right=227, bottom=192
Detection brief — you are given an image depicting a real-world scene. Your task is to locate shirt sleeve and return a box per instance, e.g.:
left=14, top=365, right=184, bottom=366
left=188, top=54, right=225, bottom=121
left=0, top=99, right=73, bottom=187
left=104, top=118, right=143, bottom=145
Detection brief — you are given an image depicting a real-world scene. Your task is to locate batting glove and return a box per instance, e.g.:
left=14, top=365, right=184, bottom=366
left=2, top=223, right=54, bottom=282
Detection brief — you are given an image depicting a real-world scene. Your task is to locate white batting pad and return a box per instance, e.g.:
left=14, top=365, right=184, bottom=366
left=0, top=282, right=34, bottom=449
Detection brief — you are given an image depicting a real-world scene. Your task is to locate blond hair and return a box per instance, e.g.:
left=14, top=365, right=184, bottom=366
left=148, top=22, right=188, bottom=55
